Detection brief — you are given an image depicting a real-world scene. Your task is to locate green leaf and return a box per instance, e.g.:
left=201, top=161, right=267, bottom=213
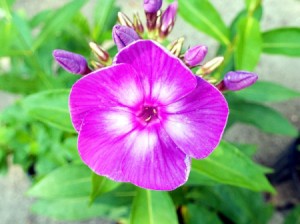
left=70, top=12, right=91, bottom=37
left=186, top=204, right=222, bottom=224
left=187, top=170, right=218, bottom=186
left=31, top=197, right=128, bottom=221
left=62, top=137, right=81, bottom=162
left=130, top=189, right=178, bottom=224
left=0, top=0, right=15, bottom=8
left=0, top=75, right=40, bottom=94
left=0, top=0, right=15, bottom=21
left=262, top=28, right=300, bottom=57
left=215, top=6, right=262, bottom=77
left=230, top=6, right=263, bottom=39
left=245, top=0, right=261, bottom=14
left=0, top=141, right=8, bottom=174
left=12, top=13, right=33, bottom=49
left=92, top=0, right=118, bottom=41
left=90, top=173, right=121, bottom=204
left=33, top=0, right=88, bottom=50
left=189, top=185, right=274, bottom=224
left=0, top=18, right=19, bottom=57
left=231, top=143, right=257, bottom=157
left=29, top=9, right=52, bottom=28
left=21, top=89, right=75, bottom=133
left=284, top=205, right=300, bottom=224
left=191, top=141, right=275, bottom=193
left=31, top=183, right=133, bottom=221
left=176, top=0, right=230, bottom=45
left=229, top=101, right=298, bottom=136
left=232, top=81, right=300, bottom=103
left=234, top=17, right=262, bottom=70
left=28, top=163, right=91, bottom=199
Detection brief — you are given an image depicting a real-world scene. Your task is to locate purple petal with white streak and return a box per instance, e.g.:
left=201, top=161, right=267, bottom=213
left=115, top=40, right=197, bottom=105
left=69, top=64, right=144, bottom=131
left=161, top=77, right=229, bottom=159
left=78, top=110, right=190, bottom=190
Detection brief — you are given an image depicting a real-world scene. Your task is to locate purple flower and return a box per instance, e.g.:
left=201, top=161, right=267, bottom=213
left=184, top=45, right=208, bottom=67
left=53, top=50, right=91, bottom=75
left=144, top=0, right=162, bottom=13
left=223, top=71, right=258, bottom=91
left=113, top=25, right=140, bottom=51
left=69, top=40, right=228, bottom=190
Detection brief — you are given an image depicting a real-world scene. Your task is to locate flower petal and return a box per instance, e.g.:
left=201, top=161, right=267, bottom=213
left=78, top=110, right=190, bottom=190
left=161, top=77, right=229, bottom=159
left=115, top=40, right=197, bottom=105
left=69, top=64, right=144, bottom=131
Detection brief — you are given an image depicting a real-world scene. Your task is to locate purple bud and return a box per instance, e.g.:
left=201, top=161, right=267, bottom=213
left=112, top=25, right=140, bottom=51
left=53, top=50, right=91, bottom=75
left=184, top=45, right=208, bottom=67
left=144, top=0, right=162, bottom=13
left=160, top=1, right=178, bottom=36
left=223, top=71, right=258, bottom=91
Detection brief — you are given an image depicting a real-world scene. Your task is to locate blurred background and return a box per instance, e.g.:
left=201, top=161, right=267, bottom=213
left=0, top=0, right=299, bottom=223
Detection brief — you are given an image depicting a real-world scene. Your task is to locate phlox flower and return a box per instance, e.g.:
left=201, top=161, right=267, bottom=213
left=69, top=40, right=228, bottom=190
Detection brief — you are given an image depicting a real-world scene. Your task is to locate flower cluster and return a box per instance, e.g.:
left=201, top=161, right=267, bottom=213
left=53, top=0, right=257, bottom=190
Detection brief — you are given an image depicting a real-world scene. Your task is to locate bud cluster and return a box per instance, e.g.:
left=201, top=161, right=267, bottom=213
left=52, top=0, right=258, bottom=91
left=117, top=0, right=178, bottom=40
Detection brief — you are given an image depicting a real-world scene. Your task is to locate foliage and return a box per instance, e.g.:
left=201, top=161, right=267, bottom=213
left=1, top=0, right=300, bottom=223
left=284, top=205, right=300, bottom=224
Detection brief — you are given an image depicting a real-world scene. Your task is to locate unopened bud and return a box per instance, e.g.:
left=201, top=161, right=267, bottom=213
left=160, top=2, right=178, bottom=37
left=145, top=11, right=159, bottom=32
left=198, top=56, right=224, bottom=75
left=113, top=25, right=140, bottom=51
left=91, top=61, right=105, bottom=70
left=168, top=37, right=184, bottom=57
left=133, top=13, right=144, bottom=34
left=144, top=0, right=162, bottom=13
left=207, top=77, right=218, bottom=84
left=184, top=45, right=208, bottom=67
left=223, top=71, right=258, bottom=91
left=53, top=49, right=91, bottom=75
left=118, top=12, right=133, bottom=28
left=89, top=42, right=110, bottom=63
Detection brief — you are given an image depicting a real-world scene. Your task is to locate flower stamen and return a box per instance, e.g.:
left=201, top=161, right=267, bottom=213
left=139, top=106, right=158, bottom=123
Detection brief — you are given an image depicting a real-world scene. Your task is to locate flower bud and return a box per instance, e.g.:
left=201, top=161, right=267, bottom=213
left=91, top=60, right=105, bottom=70
left=198, top=56, right=224, bottom=75
left=53, top=50, right=91, bottom=75
left=184, top=45, right=208, bottom=67
left=133, top=13, right=144, bottom=34
left=223, top=71, right=258, bottom=91
left=117, top=12, right=133, bottom=28
left=160, top=2, right=178, bottom=37
left=144, top=0, right=162, bottom=13
left=145, top=11, right=159, bottom=32
left=168, top=37, right=184, bottom=57
left=112, top=25, right=140, bottom=51
left=89, top=42, right=110, bottom=64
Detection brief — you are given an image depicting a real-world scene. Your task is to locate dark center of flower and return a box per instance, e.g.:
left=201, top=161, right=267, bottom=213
left=139, top=106, right=158, bottom=123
